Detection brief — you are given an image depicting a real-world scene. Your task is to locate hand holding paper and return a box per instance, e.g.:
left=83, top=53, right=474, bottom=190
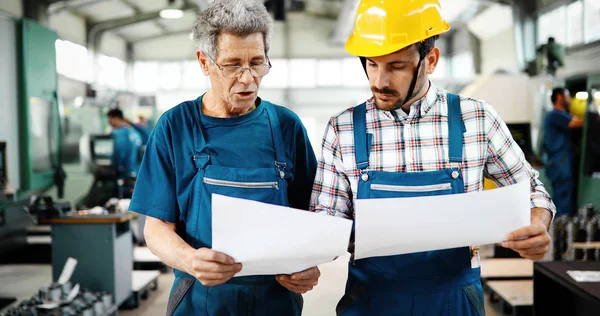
left=502, top=207, right=552, bottom=261
left=211, top=194, right=352, bottom=277
left=188, top=248, right=242, bottom=286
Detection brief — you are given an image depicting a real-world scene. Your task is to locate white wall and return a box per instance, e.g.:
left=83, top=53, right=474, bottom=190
left=0, top=17, right=21, bottom=190
left=0, top=0, right=22, bottom=17
left=481, top=27, right=520, bottom=75
left=99, top=32, right=128, bottom=60
left=134, top=32, right=196, bottom=61
left=49, top=11, right=87, bottom=45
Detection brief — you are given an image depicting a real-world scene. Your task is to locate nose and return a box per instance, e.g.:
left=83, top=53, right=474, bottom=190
left=372, top=68, right=389, bottom=90
left=237, top=68, right=254, bottom=85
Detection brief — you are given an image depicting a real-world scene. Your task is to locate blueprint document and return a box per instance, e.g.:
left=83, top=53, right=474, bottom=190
left=354, top=181, right=531, bottom=260
left=211, top=194, right=353, bottom=277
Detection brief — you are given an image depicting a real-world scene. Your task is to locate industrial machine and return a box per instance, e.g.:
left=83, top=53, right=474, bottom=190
left=0, top=17, right=66, bottom=260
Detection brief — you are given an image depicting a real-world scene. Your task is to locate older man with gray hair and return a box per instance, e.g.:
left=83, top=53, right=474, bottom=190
left=129, top=0, right=319, bottom=314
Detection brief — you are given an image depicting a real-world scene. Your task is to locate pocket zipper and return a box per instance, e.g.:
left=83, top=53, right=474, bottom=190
left=203, top=178, right=279, bottom=190
left=370, top=183, right=452, bottom=192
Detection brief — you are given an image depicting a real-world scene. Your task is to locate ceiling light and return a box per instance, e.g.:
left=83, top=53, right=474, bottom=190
left=160, top=8, right=184, bottom=19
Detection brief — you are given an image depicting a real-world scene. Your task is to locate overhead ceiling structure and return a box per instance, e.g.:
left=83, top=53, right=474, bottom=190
left=327, top=0, right=513, bottom=45
left=44, top=0, right=529, bottom=60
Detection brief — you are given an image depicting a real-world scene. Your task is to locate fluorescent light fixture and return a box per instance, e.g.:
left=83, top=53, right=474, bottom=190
left=576, top=91, right=589, bottom=100
left=160, top=9, right=184, bottom=19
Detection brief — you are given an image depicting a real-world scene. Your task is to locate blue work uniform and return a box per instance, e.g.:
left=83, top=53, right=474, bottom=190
left=131, top=123, right=151, bottom=145
left=336, top=94, right=485, bottom=316
left=543, top=109, right=575, bottom=216
left=111, top=126, right=142, bottom=178
left=129, top=96, right=317, bottom=316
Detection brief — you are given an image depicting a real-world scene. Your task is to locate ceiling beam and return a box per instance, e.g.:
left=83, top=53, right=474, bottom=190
left=47, top=0, right=110, bottom=15
left=119, top=0, right=169, bottom=34
left=130, top=29, right=191, bottom=44
left=87, top=2, right=196, bottom=48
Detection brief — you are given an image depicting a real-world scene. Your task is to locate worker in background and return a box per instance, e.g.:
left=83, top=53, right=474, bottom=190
left=128, top=115, right=151, bottom=145
left=106, top=108, right=142, bottom=180
left=310, top=1, right=556, bottom=314
left=543, top=88, right=583, bottom=216
left=128, top=1, right=318, bottom=315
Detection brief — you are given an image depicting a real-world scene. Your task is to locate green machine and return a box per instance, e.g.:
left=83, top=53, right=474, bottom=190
left=18, top=18, right=64, bottom=198
left=562, top=75, right=600, bottom=212
left=576, top=80, right=600, bottom=209
left=0, top=17, right=64, bottom=258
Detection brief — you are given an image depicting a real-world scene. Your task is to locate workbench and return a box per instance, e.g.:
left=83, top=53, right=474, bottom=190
left=480, top=258, right=533, bottom=280
left=534, top=261, right=600, bottom=316
left=41, top=213, right=137, bottom=307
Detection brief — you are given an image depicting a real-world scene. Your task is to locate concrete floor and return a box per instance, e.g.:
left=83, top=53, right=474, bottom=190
left=0, top=256, right=505, bottom=316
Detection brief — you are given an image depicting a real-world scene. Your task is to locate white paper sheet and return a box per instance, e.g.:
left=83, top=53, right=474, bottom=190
left=354, top=181, right=531, bottom=260
left=211, top=194, right=352, bottom=277
left=567, top=270, right=600, bottom=282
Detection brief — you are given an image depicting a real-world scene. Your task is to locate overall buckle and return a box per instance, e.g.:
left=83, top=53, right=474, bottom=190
left=275, top=161, right=286, bottom=179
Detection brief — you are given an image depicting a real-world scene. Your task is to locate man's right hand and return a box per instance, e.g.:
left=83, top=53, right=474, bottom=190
left=189, top=248, right=242, bottom=286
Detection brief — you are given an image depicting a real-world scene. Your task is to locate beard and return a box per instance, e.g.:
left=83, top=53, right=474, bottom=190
left=371, top=86, right=404, bottom=111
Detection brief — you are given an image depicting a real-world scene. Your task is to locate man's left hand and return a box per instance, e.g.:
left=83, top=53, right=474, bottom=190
left=502, top=208, right=552, bottom=261
left=276, top=267, right=320, bottom=294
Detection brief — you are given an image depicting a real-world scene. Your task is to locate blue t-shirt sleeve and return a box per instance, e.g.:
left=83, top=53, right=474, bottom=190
left=285, top=113, right=318, bottom=211
left=550, top=110, right=572, bottom=132
left=129, top=116, right=179, bottom=222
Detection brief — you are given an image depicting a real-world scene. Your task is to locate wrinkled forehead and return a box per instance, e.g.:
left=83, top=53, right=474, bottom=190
left=215, top=32, right=266, bottom=61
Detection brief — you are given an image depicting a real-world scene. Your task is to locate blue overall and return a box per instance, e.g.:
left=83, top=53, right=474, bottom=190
left=543, top=109, right=575, bottom=216
left=336, top=94, right=485, bottom=316
left=167, top=101, right=303, bottom=316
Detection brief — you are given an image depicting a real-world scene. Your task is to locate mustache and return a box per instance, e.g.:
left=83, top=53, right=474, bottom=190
left=371, top=87, right=399, bottom=96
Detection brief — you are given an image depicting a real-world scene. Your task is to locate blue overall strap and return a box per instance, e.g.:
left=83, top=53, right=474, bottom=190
left=191, top=98, right=210, bottom=170
left=447, top=93, right=465, bottom=163
left=353, top=102, right=370, bottom=170
left=264, top=101, right=288, bottom=168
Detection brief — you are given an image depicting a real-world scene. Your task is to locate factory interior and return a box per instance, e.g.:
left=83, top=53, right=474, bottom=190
left=1, top=0, right=600, bottom=315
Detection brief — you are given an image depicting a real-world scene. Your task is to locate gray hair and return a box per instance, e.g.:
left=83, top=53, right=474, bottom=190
left=192, top=0, right=274, bottom=60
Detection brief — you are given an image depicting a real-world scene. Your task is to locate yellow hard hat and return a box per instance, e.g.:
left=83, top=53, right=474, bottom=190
left=346, top=0, right=451, bottom=57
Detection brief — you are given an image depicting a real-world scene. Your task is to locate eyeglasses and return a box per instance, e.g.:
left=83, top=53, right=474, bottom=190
left=208, top=55, right=272, bottom=79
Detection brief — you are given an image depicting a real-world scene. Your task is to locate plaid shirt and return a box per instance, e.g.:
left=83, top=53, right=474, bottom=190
left=309, top=83, right=556, bottom=219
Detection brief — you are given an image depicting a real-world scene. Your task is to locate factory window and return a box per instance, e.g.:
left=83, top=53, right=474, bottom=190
left=584, top=0, right=600, bottom=42
left=289, top=59, right=317, bottom=88
left=451, top=52, right=475, bottom=79
left=567, top=0, right=584, bottom=46
left=181, top=60, right=210, bottom=90
left=159, top=62, right=182, bottom=91
left=341, top=58, right=369, bottom=88
left=55, top=39, right=91, bottom=82
left=97, top=55, right=126, bottom=90
left=132, top=62, right=159, bottom=93
left=537, top=6, right=567, bottom=46
left=317, top=59, right=343, bottom=87
left=261, top=59, right=289, bottom=89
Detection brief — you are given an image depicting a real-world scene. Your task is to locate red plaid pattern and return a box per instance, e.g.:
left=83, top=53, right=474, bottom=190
left=309, top=83, right=556, bottom=219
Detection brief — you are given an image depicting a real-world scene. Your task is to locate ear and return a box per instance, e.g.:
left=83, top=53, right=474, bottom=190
left=425, top=47, right=440, bottom=74
left=197, top=50, right=210, bottom=76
